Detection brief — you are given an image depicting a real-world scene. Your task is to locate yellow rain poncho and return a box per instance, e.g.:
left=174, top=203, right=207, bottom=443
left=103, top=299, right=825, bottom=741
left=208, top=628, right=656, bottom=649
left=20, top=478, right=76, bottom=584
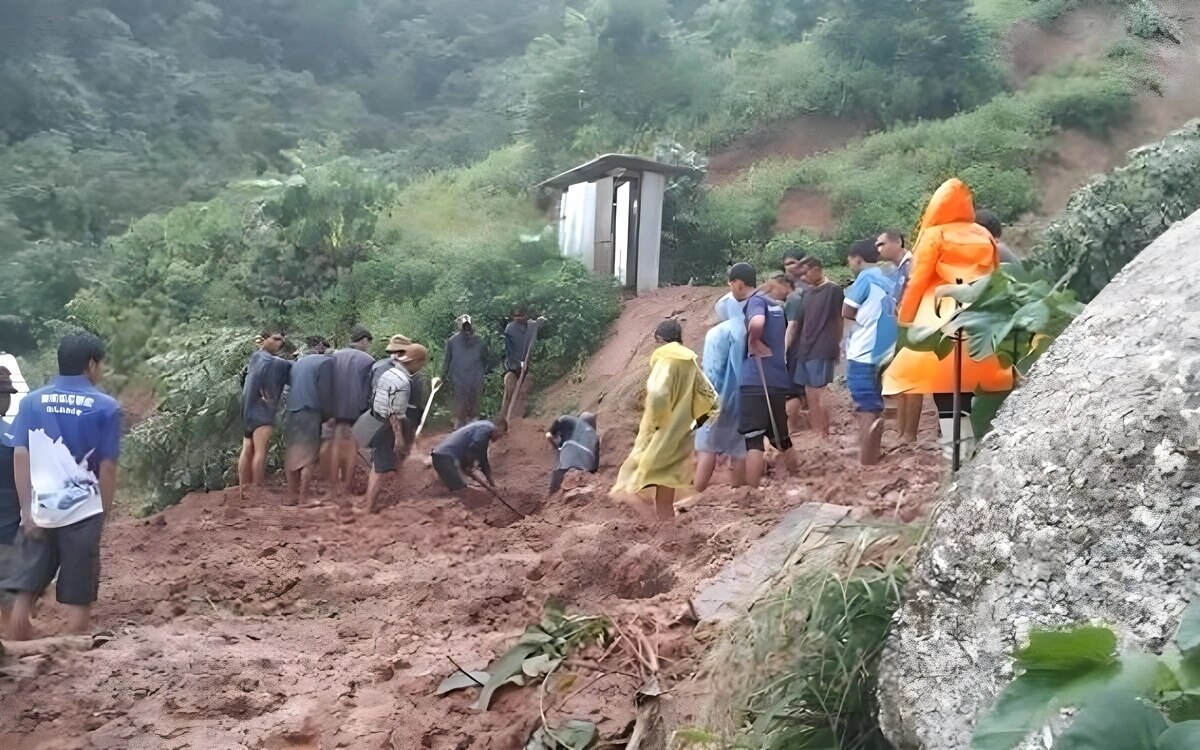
left=882, top=178, right=1015, bottom=396
left=611, top=342, right=718, bottom=496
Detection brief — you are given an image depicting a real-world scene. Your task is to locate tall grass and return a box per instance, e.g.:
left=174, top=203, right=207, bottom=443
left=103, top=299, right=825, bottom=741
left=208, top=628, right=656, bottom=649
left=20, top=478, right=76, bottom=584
left=695, top=527, right=914, bottom=750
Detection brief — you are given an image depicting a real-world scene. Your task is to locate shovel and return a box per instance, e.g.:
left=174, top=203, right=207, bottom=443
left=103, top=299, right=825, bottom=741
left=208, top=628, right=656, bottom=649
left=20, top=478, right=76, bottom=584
left=414, top=377, right=443, bottom=440
left=465, top=469, right=526, bottom=519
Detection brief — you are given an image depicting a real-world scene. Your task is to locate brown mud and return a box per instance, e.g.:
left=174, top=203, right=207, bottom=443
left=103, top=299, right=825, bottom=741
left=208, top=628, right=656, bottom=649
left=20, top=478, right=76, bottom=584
left=2, top=288, right=944, bottom=749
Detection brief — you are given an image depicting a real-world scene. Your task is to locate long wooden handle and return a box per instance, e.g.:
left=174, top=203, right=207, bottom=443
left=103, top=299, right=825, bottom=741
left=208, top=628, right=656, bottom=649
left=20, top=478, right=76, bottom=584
left=414, top=381, right=442, bottom=440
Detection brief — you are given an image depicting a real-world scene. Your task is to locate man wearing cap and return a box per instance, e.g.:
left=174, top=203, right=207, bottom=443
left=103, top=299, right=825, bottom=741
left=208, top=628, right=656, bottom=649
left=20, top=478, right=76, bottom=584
left=363, top=342, right=428, bottom=513
left=0, top=367, right=19, bottom=621
left=371, top=333, right=428, bottom=450
left=443, top=314, right=490, bottom=429
left=330, top=325, right=375, bottom=496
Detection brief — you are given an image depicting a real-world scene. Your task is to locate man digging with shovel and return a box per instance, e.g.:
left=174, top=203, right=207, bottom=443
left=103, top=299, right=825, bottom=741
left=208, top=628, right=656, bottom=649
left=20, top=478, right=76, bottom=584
left=430, top=420, right=520, bottom=516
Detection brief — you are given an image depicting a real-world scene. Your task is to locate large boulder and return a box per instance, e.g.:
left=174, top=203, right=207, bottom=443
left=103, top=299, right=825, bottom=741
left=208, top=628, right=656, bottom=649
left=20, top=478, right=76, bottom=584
left=878, top=210, right=1200, bottom=748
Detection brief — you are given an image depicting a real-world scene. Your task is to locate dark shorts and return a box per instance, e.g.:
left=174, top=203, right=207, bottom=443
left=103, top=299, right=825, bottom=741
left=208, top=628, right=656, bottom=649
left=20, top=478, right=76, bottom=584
left=847, top=360, right=885, bottom=413
left=1, top=513, right=105, bottom=606
left=432, top=451, right=467, bottom=492
left=370, top=421, right=398, bottom=473
left=1, top=488, right=20, bottom=545
left=739, top=391, right=793, bottom=452
left=284, top=408, right=322, bottom=472
left=335, top=418, right=356, bottom=426
left=793, top=359, right=836, bottom=389
left=244, top=423, right=272, bottom=440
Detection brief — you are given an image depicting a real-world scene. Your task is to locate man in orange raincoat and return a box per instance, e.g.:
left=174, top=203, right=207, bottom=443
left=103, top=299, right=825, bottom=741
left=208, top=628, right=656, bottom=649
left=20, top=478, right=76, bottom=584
left=882, top=178, right=1013, bottom=459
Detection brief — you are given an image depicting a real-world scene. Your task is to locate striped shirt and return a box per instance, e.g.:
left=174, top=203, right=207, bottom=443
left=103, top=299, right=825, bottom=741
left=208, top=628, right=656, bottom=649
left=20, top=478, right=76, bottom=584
left=372, top=367, right=412, bottom=418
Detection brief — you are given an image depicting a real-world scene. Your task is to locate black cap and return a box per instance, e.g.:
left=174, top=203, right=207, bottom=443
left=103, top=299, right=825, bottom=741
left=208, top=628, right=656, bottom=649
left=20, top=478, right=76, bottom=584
left=728, top=262, right=757, bottom=286
left=350, top=325, right=372, bottom=343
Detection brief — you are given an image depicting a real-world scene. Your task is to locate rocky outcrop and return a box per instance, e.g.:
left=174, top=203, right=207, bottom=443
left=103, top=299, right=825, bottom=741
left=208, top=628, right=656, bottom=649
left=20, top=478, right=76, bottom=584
left=878, top=210, right=1200, bottom=748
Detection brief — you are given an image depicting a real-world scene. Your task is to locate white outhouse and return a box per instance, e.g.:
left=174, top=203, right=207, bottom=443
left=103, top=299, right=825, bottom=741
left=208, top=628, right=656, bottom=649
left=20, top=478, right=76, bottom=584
left=541, top=154, right=694, bottom=294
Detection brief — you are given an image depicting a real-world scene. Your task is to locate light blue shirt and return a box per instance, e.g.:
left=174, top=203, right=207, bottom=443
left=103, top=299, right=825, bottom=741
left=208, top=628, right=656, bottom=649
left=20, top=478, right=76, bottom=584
left=702, top=294, right=746, bottom=444
left=845, top=267, right=898, bottom=365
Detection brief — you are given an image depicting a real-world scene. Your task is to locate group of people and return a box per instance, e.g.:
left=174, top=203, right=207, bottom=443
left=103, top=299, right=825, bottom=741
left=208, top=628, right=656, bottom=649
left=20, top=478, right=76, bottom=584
left=610, top=178, right=1016, bottom=521
left=0, top=176, right=1012, bottom=640
left=235, top=305, right=586, bottom=512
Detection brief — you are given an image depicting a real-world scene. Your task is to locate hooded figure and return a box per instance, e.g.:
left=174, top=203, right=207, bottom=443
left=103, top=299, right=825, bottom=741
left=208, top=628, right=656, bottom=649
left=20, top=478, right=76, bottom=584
left=612, top=322, right=718, bottom=521
left=442, top=314, right=490, bottom=428
left=694, top=294, right=748, bottom=491
left=882, top=178, right=1014, bottom=456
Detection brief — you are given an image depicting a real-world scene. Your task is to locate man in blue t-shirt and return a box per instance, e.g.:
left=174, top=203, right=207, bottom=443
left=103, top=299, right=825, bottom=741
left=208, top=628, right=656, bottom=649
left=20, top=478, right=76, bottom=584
left=431, top=420, right=505, bottom=493
left=843, top=239, right=899, bottom=466
left=728, top=263, right=798, bottom=487
left=2, top=332, right=122, bottom=640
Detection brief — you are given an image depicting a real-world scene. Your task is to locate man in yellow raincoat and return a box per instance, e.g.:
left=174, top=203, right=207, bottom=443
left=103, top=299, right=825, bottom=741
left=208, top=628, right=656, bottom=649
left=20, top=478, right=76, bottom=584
left=882, top=178, right=1014, bottom=458
left=611, top=319, right=718, bottom=522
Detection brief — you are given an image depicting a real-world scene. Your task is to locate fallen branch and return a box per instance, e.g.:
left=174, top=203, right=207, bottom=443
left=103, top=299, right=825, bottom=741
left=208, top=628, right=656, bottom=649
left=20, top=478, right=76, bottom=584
left=1, top=634, right=95, bottom=657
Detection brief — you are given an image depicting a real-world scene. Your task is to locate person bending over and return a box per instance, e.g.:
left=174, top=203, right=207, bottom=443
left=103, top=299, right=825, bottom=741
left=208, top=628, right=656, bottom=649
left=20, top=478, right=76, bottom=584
left=431, top=420, right=506, bottom=492
left=546, top=412, right=600, bottom=495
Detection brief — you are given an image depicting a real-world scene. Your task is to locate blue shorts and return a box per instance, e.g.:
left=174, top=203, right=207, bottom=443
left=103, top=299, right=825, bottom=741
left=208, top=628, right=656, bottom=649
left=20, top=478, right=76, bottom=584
left=695, top=422, right=748, bottom=458
left=847, top=360, right=884, bottom=413
left=793, top=359, right=835, bottom=389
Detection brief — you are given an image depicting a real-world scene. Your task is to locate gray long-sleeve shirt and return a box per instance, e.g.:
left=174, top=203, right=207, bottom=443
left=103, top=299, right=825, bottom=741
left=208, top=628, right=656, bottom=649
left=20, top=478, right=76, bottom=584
left=242, top=350, right=292, bottom=428
left=443, top=332, right=489, bottom=391
left=331, top=347, right=374, bottom=420
left=287, top=352, right=334, bottom=414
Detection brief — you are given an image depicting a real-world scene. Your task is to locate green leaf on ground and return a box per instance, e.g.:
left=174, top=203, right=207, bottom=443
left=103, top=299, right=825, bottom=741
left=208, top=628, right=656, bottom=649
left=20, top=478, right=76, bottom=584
left=521, top=653, right=562, bottom=677
left=474, top=642, right=542, bottom=710
left=1052, top=692, right=1165, bottom=750
left=435, top=670, right=490, bottom=695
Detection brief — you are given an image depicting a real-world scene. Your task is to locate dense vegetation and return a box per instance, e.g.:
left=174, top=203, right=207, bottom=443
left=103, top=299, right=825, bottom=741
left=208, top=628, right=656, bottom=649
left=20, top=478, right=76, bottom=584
left=1031, top=120, right=1200, bottom=301
left=0, top=0, right=1186, bottom=507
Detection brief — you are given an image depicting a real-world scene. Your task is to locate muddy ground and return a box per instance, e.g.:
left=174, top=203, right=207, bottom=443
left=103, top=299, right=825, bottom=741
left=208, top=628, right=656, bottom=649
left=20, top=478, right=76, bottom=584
left=2, top=289, right=945, bottom=749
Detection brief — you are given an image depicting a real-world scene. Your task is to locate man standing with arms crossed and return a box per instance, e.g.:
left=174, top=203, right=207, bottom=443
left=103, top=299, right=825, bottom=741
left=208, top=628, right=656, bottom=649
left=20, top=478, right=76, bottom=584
left=3, top=332, right=122, bottom=640
left=727, top=263, right=798, bottom=486
left=785, top=257, right=843, bottom=440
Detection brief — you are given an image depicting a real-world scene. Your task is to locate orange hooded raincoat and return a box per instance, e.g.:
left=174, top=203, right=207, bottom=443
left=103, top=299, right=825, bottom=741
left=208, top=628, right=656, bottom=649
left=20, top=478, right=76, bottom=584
left=882, top=178, right=1014, bottom=396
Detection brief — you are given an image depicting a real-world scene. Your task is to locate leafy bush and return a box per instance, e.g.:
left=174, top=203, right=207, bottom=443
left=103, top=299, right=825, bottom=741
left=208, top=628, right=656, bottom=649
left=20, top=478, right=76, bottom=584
left=1127, top=0, right=1181, bottom=43
left=973, top=601, right=1200, bottom=750
left=122, top=327, right=257, bottom=514
left=1031, top=120, right=1200, bottom=302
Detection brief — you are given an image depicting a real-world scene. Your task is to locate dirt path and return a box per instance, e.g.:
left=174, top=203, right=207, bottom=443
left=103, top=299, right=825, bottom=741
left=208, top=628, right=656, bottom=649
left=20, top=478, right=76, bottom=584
left=2, top=289, right=944, bottom=749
